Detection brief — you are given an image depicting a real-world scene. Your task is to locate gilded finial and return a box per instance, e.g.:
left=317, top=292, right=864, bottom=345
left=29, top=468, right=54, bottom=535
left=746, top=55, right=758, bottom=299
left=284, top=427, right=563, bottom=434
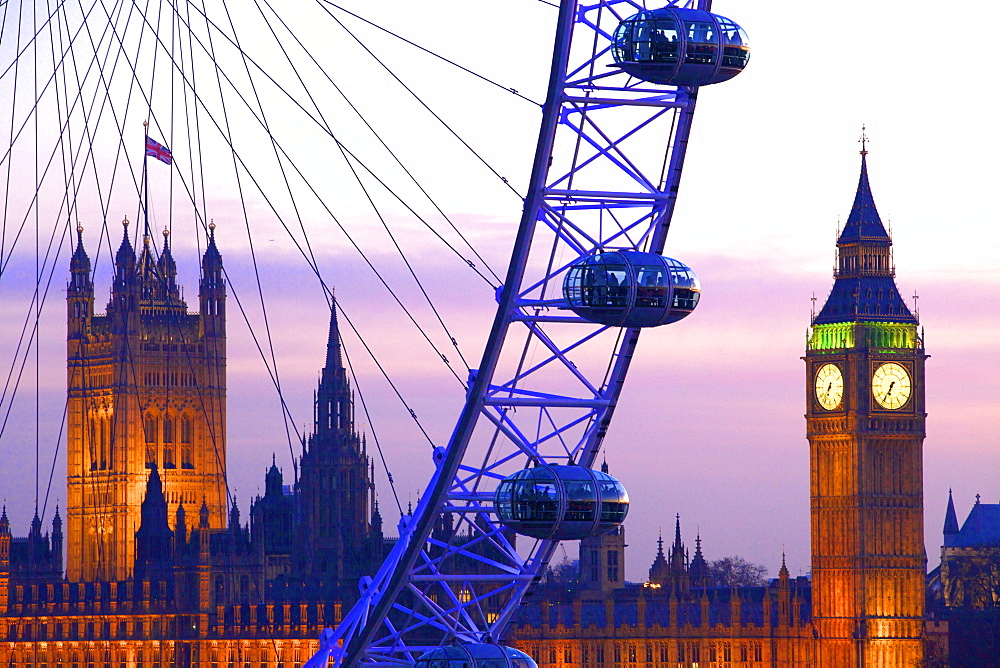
left=123, top=216, right=130, bottom=229
left=143, top=119, right=149, bottom=129
left=209, top=219, right=216, bottom=231
left=163, top=226, right=169, bottom=238
left=76, top=223, right=84, bottom=234
left=859, top=125, right=869, bottom=156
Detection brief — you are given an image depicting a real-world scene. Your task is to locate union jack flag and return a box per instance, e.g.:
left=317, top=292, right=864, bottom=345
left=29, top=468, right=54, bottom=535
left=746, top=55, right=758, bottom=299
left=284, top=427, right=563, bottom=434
left=145, top=135, right=172, bottom=165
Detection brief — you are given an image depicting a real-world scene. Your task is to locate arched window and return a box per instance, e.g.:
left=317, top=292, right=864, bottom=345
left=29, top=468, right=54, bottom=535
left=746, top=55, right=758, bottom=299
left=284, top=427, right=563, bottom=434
left=181, top=416, right=194, bottom=469
left=88, top=418, right=98, bottom=471
left=144, top=415, right=157, bottom=467
left=99, top=417, right=109, bottom=471
left=163, top=416, right=175, bottom=468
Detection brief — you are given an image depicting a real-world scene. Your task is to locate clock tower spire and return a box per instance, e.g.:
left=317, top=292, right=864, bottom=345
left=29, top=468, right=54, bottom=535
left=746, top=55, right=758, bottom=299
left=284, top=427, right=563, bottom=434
left=806, top=140, right=926, bottom=666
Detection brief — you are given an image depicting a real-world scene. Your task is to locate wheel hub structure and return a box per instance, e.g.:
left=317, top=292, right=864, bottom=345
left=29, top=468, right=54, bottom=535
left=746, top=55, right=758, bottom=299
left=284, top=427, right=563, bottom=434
left=309, top=1, right=739, bottom=665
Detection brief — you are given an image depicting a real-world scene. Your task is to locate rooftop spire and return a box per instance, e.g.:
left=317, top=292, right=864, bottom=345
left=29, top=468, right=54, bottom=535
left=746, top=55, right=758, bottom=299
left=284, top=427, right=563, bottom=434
left=326, top=291, right=343, bottom=370
left=838, top=134, right=889, bottom=245
left=812, top=137, right=917, bottom=326
left=70, top=223, right=92, bottom=286
left=115, top=216, right=135, bottom=269
left=944, top=488, right=959, bottom=546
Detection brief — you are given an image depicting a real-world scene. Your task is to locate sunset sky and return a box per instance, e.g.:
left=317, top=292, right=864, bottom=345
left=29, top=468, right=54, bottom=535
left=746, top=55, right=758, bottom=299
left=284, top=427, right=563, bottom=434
left=0, top=0, right=997, bottom=583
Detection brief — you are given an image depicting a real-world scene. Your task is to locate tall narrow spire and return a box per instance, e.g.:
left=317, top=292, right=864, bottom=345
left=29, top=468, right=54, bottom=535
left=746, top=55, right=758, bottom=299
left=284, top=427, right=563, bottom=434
left=838, top=129, right=889, bottom=244
left=326, top=292, right=343, bottom=370
left=944, top=489, right=960, bottom=546
left=813, top=138, right=916, bottom=326
left=70, top=224, right=90, bottom=277
left=115, top=217, right=135, bottom=270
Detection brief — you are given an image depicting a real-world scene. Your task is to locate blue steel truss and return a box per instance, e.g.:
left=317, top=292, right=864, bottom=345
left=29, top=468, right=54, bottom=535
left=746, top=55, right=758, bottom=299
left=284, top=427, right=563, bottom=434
left=308, top=1, right=713, bottom=665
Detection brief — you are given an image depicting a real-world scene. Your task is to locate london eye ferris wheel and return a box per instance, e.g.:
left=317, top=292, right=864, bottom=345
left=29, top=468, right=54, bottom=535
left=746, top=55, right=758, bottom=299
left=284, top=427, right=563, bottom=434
left=311, top=1, right=749, bottom=665
left=0, top=0, right=748, bottom=665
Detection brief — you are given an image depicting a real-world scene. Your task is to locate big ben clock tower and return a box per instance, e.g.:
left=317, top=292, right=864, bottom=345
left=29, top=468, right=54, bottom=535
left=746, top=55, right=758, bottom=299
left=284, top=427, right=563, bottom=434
left=806, top=137, right=926, bottom=667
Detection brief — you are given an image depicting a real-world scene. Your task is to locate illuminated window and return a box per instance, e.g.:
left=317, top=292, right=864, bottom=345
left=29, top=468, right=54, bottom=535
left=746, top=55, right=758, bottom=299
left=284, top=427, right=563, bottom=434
left=163, top=416, right=175, bottom=467
left=181, top=416, right=194, bottom=468
left=145, top=416, right=157, bottom=467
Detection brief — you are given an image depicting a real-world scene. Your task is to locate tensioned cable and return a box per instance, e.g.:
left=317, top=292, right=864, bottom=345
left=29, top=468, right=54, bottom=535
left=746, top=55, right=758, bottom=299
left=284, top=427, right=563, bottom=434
left=193, top=0, right=295, bottom=497
left=337, top=319, right=403, bottom=517
left=31, top=56, right=124, bottom=567
left=160, top=0, right=499, bottom=310
left=101, top=0, right=280, bottom=636
left=117, top=1, right=475, bottom=403
left=318, top=0, right=541, bottom=107
left=0, top=0, right=148, bottom=278
left=214, top=0, right=345, bottom=473
left=0, top=0, right=159, bottom=425
left=334, top=140, right=471, bottom=378
left=0, top=0, right=25, bottom=272
left=115, top=29, right=476, bottom=409
left=162, top=0, right=499, bottom=291
left=74, top=0, right=154, bottom=581
left=253, top=0, right=502, bottom=287
left=0, top=0, right=532, bottom=544
left=333, top=295, right=438, bottom=449
left=312, top=1, right=525, bottom=199
left=207, top=0, right=413, bottom=508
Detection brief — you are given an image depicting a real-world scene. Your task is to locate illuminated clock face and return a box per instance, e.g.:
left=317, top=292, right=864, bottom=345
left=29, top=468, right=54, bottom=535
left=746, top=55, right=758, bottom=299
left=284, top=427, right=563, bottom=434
left=872, top=362, right=911, bottom=410
left=814, top=363, right=844, bottom=410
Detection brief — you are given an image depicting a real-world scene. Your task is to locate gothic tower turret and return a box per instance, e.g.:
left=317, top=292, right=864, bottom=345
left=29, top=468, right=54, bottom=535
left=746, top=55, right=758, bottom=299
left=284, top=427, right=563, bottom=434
left=294, top=297, right=381, bottom=588
left=805, top=138, right=926, bottom=666
left=67, top=219, right=228, bottom=582
left=134, top=464, right=174, bottom=583
left=68, top=224, right=93, bottom=339
left=200, top=223, right=225, bottom=338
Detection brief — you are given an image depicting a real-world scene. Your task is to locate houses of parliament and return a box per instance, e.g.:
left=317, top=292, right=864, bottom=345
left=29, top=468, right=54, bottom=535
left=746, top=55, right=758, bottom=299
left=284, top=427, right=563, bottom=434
left=0, top=147, right=993, bottom=665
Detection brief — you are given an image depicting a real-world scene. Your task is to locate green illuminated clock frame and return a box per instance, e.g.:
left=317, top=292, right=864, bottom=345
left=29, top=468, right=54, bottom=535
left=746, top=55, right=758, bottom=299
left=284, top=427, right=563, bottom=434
left=871, top=362, right=912, bottom=410
left=814, top=363, right=844, bottom=410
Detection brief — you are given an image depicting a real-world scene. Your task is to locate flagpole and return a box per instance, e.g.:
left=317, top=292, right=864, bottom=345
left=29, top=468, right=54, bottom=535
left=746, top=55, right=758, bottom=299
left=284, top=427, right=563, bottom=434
left=143, top=121, right=150, bottom=241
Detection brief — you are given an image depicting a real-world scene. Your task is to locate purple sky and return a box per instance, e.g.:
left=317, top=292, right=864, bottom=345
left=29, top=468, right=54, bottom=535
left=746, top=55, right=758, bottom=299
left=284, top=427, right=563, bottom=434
left=1, top=0, right=998, bottom=584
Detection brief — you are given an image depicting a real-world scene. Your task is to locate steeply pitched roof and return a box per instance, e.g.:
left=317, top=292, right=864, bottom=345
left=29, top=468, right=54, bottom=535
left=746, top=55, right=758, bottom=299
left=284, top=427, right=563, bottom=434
left=812, top=276, right=915, bottom=325
left=837, top=153, right=890, bottom=244
left=953, top=500, right=1000, bottom=548
left=944, top=489, right=960, bottom=535
left=812, top=149, right=917, bottom=326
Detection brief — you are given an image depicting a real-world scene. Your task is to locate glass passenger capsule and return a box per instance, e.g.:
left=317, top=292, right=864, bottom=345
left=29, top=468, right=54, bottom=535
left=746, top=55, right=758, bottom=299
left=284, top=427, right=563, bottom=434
left=494, top=464, right=629, bottom=541
left=563, top=251, right=700, bottom=327
left=412, top=642, right=537, bottom=668
left=612, top=7, right=749, bottom=85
